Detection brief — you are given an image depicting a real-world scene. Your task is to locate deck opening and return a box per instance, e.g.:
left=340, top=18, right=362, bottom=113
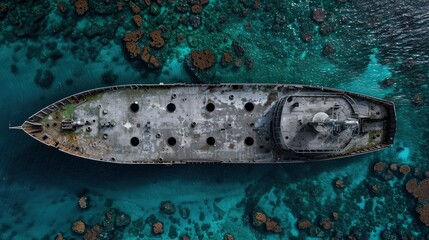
left=244, top=137, right=254, bottom=146
left=191, top=122, right=196, bottom=128
left=244, top=102, right=254, bottom=112
left=130, top=137, right=140, bottom=146
left=229, top=95, right=234, bottom=100
left=287, top=96, right=293, bottom=102
left=130, top=102, right=139, bottom=112
left=167, top=137, right=177, bottom=146
left=207, top=137, right=215, bottom=146
left=167, top=103, right=176, bottom=112
left=206, top=103, right=215, bottom=112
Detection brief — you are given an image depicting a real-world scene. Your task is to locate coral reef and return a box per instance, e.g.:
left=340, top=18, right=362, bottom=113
left=405, top=178, right=429, bottom=202
left=152, top=221, right=164, bottom=235
left=312, top=8, right=325, bottom=23
left=72, top=220, right=86, bottom=234
left=75, top=0, right=89, bottom=15
left=416, top=204, right=429, bottom=227
left=251, top=210, right=282, bottom=233
left=150, top=30, right=165, bottom=48
left=189, top=50, right=215, bottom=70
left=78, top=195, right=89, bottom=209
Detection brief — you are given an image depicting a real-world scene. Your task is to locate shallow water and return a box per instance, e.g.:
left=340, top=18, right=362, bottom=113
left=0, top=0, right=428, bottom=239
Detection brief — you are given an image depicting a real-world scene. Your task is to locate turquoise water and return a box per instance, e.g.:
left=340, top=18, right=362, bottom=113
left=0, top=0, right=428, bottom=239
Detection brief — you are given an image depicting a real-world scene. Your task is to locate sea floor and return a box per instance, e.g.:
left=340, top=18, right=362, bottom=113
left=0, top=0, right=429, bottom=239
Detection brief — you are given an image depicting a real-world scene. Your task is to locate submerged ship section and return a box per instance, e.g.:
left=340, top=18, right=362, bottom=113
left=20, top=84, right=396, bottom=164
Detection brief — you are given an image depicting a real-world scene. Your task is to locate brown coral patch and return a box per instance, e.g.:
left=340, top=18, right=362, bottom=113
left=297, top=219, right=312, bottom=230
left=149, top=56, right=161, bottom=69
left=56, top=2, right=67, bottom=13
left=72, top=220, right=86, bottom=234
left=84, top=225, right=102, bottom=240
left=141, top=46, right=151, bottom=63
left=123, top=30, right=144, bottom=42
left=191, top=4, right=202, bottom=14
left=133, top=15, right=143, bottom=27
left=373, top=162, right=387, bottom=172
left=190, top=50, right=215, bottom=70
left=75, top=0, right=89, bottom=15
left=129, top=3, right=141, bottom=14
left=55, top=233, right=65, bottom=240
left=150, top=30, right=165, bottom=48
left=152, top=221, right=163, bottom=234
left=416, top=204, right=429, bottom=227
left=399, top=165, right=411, bottom=174
left=125, top=42, right=141, bottom=58
left=199, top=0, right=209, bottom=5
left=406, top=178, right=429, bottom=202
left=221, top=52, right=233, bottom=67
left=145, top=0, right=152, bottom=6
left=265, top=219, right=282, bottom=233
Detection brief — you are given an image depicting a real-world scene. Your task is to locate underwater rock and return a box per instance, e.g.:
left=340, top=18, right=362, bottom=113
left=379, top=78, right=395, bottom=88
left=115, top=211, right=131, bottom=228
left=331, top=211, right=339, bottom=220
left=190, top=15, right=202, bottom=28
left=34, top=69, right=55, bottom=89
left=0, top=4, right=8, bottom=20
left=319, top=23, right=334, bottom=36
left=297, top=219, right=312, bottom=230
left=223, top=233, right=235, bottom=240
left=56, top=2, right=68, bottom=13
left=265, top=219, right=282, bottom=233
left=233, top=40, right=245, bottom=57
left=84, top=225, right=102, bottom=240
left=412, top=93, right=423, bottom=106
left=179, top=207, right=190, bottom=219
left=312, top=8, right=325, bottom=23
left=150, top=4, right=160, bottom=16
left=373, top=162, right=394, bottom=181
left=334, top=179, right=345, bottom=189
left=75, top=0, right=89, bottom=15
left=78, top=195, right=89, bottom=209
left=72, top=220, right=86, bottom=234
left=160, top=201, right=176, bottom=215
left=176, top=0, right=189, bottom=13
left=152, top=221, right=164, bottom=235
left=322, top=42, right=335, bottom=56
left=301, top=33, right=313, bottom=43
left=405, top=178, right=429, bottom=202
left=416, top=204, right=429, bottom=227
left=168, top=225, right=178, bottom=238
left=100, top=70, right=118, bottom=85
left=150, top=30, right=165, bottom=48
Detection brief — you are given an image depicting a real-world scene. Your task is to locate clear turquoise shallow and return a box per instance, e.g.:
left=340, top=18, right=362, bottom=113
left=0, top=0, right=428, bottom=239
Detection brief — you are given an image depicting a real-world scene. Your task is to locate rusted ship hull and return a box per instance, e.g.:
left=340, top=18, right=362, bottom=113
left=18, top=84, right=396, bottom=164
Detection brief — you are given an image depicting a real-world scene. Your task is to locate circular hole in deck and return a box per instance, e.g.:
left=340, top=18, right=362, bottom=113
left=130, top=137, right=140, bottom=146
left=244, top=102, right=254, bottom=112
left=206, top=103, right=215, bottom=112
left=167, top=103, right=176, bottom=112
left=287, top=96, right=293, bottom=102
left=130, top=102, right=139, bottom=112
left=206, top=137, right=215, bottom=146
left=167, top=137, right=177, bottom=146
left=244, top=137, right=254, bottom=146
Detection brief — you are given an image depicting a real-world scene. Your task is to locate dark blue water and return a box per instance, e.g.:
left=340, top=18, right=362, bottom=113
left=0, top=0, right=428, bottom=239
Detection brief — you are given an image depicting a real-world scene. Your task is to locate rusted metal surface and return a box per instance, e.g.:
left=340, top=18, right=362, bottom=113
left=20, top=84, right=396, bottom=164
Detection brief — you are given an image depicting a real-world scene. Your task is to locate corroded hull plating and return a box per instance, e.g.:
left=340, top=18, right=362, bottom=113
left=20, top=84, right=396, bottom=164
